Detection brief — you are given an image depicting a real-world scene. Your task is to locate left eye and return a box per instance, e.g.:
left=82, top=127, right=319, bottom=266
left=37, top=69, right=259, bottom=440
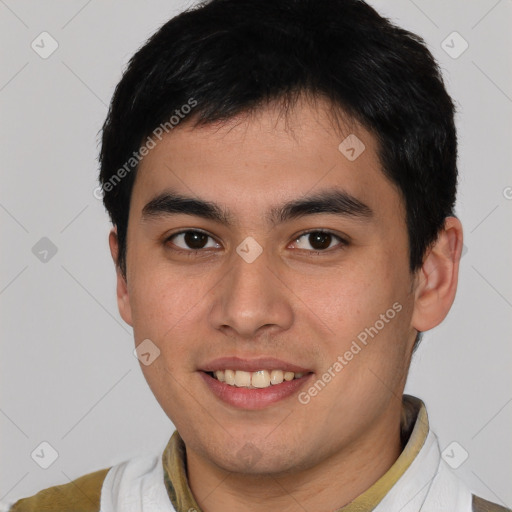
left=292, top=231, right=344, bottom=251
left=168, top=231, right=220, bottom=250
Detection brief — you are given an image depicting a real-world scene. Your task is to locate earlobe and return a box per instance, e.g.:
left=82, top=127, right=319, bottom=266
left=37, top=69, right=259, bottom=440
left=411, top=217, right=463, bottom=333
left=108, top=228, right=133, bottom=327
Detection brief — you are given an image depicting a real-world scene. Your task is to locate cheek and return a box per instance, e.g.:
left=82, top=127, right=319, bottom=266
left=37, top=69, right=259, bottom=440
left=299, top=259, right=412, bottom=362
left=290, top=266, right=392, bottom=333
left=128, top=264, right=209, bottom=344
left=128, top=270, right=207, bottom=410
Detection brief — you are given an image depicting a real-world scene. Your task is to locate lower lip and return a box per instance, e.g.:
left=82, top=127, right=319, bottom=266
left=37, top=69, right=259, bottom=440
left=199, top=371, right=313, bottom=410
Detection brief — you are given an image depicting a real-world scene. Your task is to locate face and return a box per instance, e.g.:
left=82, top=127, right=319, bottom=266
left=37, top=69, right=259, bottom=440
left=115, top=98, right=421, bottom=475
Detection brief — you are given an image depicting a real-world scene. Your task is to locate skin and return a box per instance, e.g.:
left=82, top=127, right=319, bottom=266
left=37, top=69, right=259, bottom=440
left=109, top=96, right=463, bottom=512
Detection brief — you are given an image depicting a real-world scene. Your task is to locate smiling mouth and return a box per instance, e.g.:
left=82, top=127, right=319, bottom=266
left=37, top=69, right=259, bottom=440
left=205, top=369, right=311, bottom=389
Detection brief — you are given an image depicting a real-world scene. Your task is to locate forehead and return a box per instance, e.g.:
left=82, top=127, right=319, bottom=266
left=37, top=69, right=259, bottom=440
left=131, top=97, right=404, bottom=225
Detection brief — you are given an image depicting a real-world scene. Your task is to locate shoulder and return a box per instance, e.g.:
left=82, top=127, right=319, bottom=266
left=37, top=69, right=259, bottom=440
left=473, top=494, right=512, bottom=512
left=8, top=467, right=110, bottom=512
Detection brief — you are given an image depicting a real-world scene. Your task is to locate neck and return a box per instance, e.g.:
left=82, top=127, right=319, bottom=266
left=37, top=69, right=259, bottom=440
left=186, top=403, right=403, bottom=512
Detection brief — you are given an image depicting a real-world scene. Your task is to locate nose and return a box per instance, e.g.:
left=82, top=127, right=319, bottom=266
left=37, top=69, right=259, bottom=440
left=208, top=247, right=294, bottom=340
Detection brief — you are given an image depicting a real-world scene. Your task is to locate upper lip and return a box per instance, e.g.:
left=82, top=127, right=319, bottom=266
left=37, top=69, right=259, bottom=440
left=200, top=357, right=312, bottom=373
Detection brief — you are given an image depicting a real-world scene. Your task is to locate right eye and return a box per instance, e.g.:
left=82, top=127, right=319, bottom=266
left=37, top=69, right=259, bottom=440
left=165, top=230, right=221, bottom=251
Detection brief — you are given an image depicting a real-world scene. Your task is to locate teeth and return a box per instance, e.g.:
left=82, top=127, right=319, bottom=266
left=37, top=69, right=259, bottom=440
left=211, top=369, right=307, bottom=389
left=270, top=369, right=284, bottom=385
left=252, top=370, right=270, bottom=388
left=234, top=370, right=251, bottom=387
left=224, top=369, right=235, bottom=385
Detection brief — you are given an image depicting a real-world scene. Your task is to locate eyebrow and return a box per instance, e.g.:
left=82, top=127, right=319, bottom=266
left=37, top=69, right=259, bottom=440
left=141, top=189, right=373, bottom=226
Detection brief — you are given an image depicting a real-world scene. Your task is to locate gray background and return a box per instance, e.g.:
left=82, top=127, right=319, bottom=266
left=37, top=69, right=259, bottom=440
left=1, top=0, right=511, bottom=508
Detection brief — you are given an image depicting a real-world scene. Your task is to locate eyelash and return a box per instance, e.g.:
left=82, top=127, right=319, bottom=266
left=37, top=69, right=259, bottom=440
left=164, top=229, right=348, bottom=256
left=291, top=229, right=349, bottom=255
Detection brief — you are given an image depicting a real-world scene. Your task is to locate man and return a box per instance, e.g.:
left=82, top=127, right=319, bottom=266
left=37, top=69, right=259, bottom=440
left=9, top=0, right=510, bottom=510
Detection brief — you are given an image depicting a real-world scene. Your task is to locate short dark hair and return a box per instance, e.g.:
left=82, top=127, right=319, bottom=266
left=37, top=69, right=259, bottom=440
left=99, top=0, right=457, bottom=280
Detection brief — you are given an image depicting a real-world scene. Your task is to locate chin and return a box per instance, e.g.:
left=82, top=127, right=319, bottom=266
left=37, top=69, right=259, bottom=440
left=203, top=439, right=313, bottom=477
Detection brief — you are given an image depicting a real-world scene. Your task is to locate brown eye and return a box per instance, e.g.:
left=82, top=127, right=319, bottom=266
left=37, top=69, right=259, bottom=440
left=293, top=231, right=345, bottom=252
left=168, top=231, right=220, bottom=251
left=184, top=231, right=208, bottom=249
left=308, top=232, right=332, bottom=250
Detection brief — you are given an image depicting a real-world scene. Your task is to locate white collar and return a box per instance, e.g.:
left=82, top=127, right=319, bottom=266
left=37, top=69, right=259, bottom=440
left=373, top=429, right=472, bottom=512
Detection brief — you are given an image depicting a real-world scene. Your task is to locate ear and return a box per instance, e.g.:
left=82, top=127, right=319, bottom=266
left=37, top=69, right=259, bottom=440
left=411, top=217, right=463, bottom=332
left=108, top=228, right=133, bottom=327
